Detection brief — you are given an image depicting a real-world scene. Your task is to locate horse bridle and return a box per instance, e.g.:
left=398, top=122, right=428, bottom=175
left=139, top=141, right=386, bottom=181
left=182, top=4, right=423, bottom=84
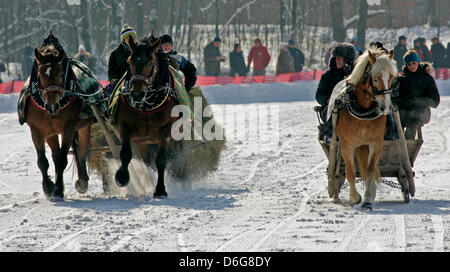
left=360, top=68, right=393, bottom=101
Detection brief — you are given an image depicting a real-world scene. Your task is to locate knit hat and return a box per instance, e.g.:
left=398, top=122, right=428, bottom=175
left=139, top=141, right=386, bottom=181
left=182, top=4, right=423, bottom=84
left=398, top=35, right=407, bottom=41
left=288, top=39, right=295, bottom=45
left=213, top=37, right=222, bottom=42
left=403, top=52, right=420, bottom=65
left=120, top=24, right=137, bottom=42
left=160, top=34, right=173, bottom=45
left=78, top=45, right=86, bottom=53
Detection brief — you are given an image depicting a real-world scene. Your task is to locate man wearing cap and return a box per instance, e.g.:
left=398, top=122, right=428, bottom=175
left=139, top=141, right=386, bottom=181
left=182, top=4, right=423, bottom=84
left=107, top=24, right=137, bottom=83
left=392, top=50, right=440, bottom=139
left=315, top=43, right=356, bottom=122
left=203, top=37, right=226, bottom=76
left=248, top=38, right=271, bottom=76
left=74, top=45, right=91, bottom=67
left=160, top=33, right=197, bottom=92
left=350, top=36, right=363, bottom=55
left=394, top=36, right=408, bottom=72
left=287, top=39, right=305, bottom=72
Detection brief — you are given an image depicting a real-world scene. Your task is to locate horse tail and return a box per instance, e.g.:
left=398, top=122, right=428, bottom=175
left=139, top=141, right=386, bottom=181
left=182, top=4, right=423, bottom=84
left=355, top=145, right=369, bottom=181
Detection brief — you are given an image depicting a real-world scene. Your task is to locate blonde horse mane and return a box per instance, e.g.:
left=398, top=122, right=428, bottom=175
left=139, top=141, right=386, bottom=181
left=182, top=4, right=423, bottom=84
left=345, top=47, right=397, bottom=86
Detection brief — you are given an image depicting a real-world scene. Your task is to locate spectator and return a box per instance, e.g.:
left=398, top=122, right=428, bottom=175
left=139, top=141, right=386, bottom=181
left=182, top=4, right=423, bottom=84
left=394, top=36, right=408, bottom=72
left=447, top=42, right=450, bottom=68
left=275, top=42, right=295, bottom=75
left=350, top=36, right=364, bottom=55
left=229, top=44, right=248, bottom=76
left=247, top=38, right=271, bottom=76
left=287, top=39, right=305, bottom=72
left=21, top=46, right=34, bottom=80
left=430, top=37, right=446, bottom=78
left=392, top=50, right=440, bottom=139
left=413, top=38, right=425, bottom=61
left=0, top=59, right=6, bottom=83
left=316, top=43, right=356, bottom=122
left=160, top=33, right=197, bottom=92
left=420, top=37, right=433, bottom=63
left=203, top=37, right=226, bottom=76
left=74, top=45, right=91, bottom=67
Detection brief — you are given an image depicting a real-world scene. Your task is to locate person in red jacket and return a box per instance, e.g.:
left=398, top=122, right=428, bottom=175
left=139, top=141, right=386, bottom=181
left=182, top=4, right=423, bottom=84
left=247, top=38, right=271, bottom=76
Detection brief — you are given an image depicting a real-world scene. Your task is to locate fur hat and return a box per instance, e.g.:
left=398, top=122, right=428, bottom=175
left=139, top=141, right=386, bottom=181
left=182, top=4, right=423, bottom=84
left=331, top=43, right=356, bottom=63
left=160, top=34, right=173, bottom=45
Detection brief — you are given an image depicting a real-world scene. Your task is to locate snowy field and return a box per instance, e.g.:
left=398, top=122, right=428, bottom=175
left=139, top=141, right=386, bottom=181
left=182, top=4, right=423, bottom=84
left=0, top=85, right=449, bottom=251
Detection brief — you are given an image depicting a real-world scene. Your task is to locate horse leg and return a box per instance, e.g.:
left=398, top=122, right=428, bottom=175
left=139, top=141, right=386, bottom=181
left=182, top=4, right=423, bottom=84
left=154, top=141, right=169, bottom=198
left=51, top=129, right=75, bottom=200
left=115, top=134, right=132, bottom=187
left=341, top=142, right=361, bottom=204
left=74, top=125, right=91, bottom=194
left=30, top=127, right=54, bottom=199
left=362, top=142, right=383, bottom=211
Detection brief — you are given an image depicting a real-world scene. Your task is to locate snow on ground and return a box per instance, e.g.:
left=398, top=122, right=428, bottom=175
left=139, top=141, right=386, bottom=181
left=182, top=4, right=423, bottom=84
left=0, top=89, right=449, bottom=251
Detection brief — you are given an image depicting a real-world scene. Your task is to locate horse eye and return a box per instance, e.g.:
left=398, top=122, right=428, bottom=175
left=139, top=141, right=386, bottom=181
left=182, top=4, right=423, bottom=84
left=374, top=79, right=379, bottom=83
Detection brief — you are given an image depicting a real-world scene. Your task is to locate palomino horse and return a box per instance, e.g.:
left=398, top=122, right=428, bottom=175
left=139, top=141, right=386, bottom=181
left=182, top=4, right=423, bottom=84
left=113, top=37, right=178, bottom=198
left=24, top=35, right=95, bottom=200
left=332, top=48, right=397, bottom=210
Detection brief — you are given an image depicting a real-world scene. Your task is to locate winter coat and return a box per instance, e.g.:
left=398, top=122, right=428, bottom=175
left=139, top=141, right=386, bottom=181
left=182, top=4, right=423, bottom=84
left=393, top=42, right=408, bottom=71
left=168, top=50, right=197, bottom=91
left=108, top=42, right=131, bottom=82
left=74, top=52, right=91, bottom=66
left=275, top=49, right=295, bottom=75
left=247, top=45, right=271, bottom=71
left=431, top=42, right=446, bottom=68
left=203, top=42, right=223, bottom=76
left=288, top=47, right=305, bottom=72
left=447, top=43, right=450, bottom=68
left=229, top=50, right=248, bottom=76
left=0, top=59, right=5, bottom=83
left=392, top=63, right=440, bottom=126
left=417, top=45, right=432, bottom=63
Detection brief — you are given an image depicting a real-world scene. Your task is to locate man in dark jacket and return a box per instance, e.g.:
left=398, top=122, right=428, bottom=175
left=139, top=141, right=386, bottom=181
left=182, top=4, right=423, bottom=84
left=315, top=43, right=356, bottom=122
left=107, top=24, right=137, bottom=83
left=21, top=46, right=34, bottom=80
left=430, top=37, right=446, bottom=78
left=229, top=44, right=248, bottom=76
left=392, top=50, right=440, bottom=139
left=287, top=39, right=305, bottom=72
left=204, top=37, right=225, bottom=76
left=419, top=37, right=432, bottom=63
left=160, top=34, right=197, bottom=92
left=394, top=36, right=408, bottom=72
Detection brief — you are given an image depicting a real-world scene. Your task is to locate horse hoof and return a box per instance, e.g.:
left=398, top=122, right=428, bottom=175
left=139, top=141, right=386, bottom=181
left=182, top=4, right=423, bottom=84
left=153, top=191, right=168, bottom=199
left=115, top=167, right=130, bottom=187
left=43, top=181, right=54, bottom=200
left=361, top=202, right=373, bottom=211
left=351, top=194, right=362, bottom=205
left=75, top=179, right=89, bottom=194
left=50, top=191, right=64, bottom=202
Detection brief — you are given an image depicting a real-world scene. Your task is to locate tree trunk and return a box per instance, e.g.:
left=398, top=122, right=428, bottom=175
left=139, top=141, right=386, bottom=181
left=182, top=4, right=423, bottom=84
left=291, top=0, right=297, bottom=40
left=357, top=0, right=368, bottom=50
left=136, top=1, right=144, bottom=36
left=425, top=0, right=438, bottom=27
left=215, top=0, right=220, bottom=37
left=280, top=0, right=286, bottom=41
left=330, top=0, right=346, bottom=42
left=187, top=0, right=195, bottom=60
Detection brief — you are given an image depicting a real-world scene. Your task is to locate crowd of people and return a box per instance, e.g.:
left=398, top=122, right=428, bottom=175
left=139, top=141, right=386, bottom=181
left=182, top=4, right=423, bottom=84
left=203, top=37, right=305, bottom=77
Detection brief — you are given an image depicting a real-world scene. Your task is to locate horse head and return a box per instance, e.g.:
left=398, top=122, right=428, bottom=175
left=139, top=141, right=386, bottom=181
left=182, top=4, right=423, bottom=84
left=127, top=37, right=161, bottom=91
left=34, top=45, right=65, bottom=113
left=347, top=48, right=397, bottom=115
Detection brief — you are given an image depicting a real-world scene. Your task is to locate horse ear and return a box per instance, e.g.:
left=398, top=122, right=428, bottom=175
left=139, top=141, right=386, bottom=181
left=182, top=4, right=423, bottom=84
left=368, top=51, right=376, bottom=65
left=34, top=48, right=43, bottom=64
left=388, top=49, right=394, bottom=60
left=150, top=37, right=161, bottom=53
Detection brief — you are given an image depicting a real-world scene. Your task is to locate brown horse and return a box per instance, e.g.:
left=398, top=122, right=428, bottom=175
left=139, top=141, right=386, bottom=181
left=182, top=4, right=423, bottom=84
left=24, top=41, right=94, bottom=201
left=332, top=48, right=397, bottom=210
left=113, top=37, right=178, bottom=198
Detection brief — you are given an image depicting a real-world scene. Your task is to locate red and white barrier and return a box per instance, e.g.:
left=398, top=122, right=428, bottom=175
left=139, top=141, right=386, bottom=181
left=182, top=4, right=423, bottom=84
left=1, top=68, right=449, bottom=94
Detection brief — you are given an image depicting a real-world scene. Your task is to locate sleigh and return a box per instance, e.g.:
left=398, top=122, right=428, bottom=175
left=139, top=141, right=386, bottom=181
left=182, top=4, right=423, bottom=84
left=315, top=105, right=422, bottom=203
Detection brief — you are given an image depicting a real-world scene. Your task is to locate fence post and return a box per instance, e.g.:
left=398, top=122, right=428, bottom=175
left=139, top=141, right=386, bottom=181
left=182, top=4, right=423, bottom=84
left=10, top=80, right=15, bottom=94
left=313, top=69, right=317, bottom=80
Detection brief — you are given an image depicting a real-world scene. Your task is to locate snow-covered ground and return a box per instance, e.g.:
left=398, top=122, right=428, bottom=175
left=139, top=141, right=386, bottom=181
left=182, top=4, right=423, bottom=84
left=0, top=89, right=449, bottom=251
